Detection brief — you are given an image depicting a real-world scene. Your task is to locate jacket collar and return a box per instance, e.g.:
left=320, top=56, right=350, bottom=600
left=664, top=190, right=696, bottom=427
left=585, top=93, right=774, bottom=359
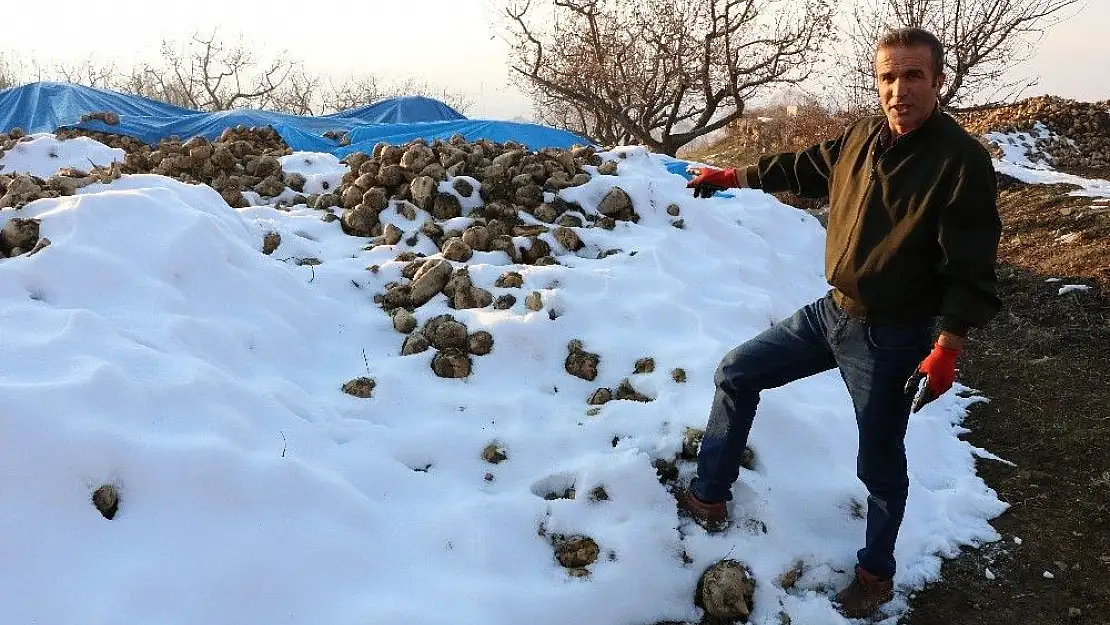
left=880, top=103, right=943, bottom=149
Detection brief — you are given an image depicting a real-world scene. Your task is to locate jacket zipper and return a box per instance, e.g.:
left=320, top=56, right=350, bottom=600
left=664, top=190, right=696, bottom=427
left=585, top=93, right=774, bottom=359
left=830, top=137, right=882, bottom=290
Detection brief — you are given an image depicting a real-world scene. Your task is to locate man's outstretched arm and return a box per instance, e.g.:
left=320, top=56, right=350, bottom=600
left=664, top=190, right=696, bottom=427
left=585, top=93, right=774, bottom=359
left=687, top=127, right=851, bottom=199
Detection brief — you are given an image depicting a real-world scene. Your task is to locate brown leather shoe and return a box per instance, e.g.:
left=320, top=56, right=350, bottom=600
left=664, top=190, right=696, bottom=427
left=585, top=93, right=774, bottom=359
left=674, top=487, right=728, bottom=526
left=835, top=565, right=894, bottom=618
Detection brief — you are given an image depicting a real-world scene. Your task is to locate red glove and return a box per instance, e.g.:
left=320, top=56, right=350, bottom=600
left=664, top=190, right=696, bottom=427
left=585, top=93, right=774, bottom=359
left=687, top=167, right=740, bottom=198
left=905, top=343, right=960, bottom=413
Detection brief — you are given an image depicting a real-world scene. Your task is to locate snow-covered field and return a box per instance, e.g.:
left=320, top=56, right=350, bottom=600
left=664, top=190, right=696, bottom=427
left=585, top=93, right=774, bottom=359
left=1, top=131, right=1068, bottom=625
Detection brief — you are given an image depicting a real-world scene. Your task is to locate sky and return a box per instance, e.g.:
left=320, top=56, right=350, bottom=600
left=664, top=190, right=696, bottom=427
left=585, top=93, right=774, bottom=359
left=3, top=0, right=1107, bottom=119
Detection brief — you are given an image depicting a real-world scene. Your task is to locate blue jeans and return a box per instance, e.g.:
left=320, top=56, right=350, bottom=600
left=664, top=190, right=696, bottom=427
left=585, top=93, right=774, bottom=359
left=690, top=292, right=935, bottom=579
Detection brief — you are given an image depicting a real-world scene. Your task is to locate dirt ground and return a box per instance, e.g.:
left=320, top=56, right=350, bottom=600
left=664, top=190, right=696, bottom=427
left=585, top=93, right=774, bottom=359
left=903, top=178, right=1110, bottom=625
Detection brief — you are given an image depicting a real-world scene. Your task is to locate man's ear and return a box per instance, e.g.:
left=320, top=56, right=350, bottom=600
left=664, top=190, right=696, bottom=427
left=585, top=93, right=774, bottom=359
left=934, top=72, right=947, bottom=97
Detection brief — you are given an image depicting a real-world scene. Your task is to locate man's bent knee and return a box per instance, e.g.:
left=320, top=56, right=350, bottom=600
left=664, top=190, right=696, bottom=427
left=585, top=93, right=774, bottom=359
left=857, top=468, right=909, bottom=500
left=713, top=349, right=760, bottom=395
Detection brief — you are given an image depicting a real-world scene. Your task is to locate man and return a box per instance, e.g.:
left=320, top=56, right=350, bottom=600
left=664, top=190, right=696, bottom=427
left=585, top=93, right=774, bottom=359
left=678, top=27, right=1001, bottom=618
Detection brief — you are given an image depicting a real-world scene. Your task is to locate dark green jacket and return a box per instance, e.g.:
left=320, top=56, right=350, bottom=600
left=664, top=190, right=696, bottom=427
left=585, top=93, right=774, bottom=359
left=741, top=109, right=1001, bottom=335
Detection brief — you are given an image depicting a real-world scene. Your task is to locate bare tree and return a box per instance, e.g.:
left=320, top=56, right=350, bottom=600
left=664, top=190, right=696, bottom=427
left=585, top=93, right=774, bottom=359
left=842, top=0, right=1084, bottom=108
left=0, top=52, right=49, bottom=91
left=503, top=0, right=833, bottom=156
left=54, top=58, right=121, bottom=90
left=1, top=34, right=476, bottom=120
left=0, top=53, right=19, bottom=90
left=383, top=77, right=475, bottom=116
left=267, top=73, right=325, bottom=116
left=316, top=74, right=385, bottom=114
left=124, top=31, right=297, bottom=111
left=293, top=74, right=474, bottom=116
left=536, top=95, right=636, bottom=146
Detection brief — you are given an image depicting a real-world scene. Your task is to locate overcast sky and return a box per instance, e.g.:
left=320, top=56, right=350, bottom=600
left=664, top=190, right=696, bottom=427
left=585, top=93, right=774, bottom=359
left=4, top=0, right=1107, bottom=118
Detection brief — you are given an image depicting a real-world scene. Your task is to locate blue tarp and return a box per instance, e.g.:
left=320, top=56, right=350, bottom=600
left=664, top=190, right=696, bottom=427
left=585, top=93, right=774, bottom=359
left=324, top=97, right=464, bottom=124
left=659, top=155, right=738, bottom=198
left=0, top=82, right=591, bottom=154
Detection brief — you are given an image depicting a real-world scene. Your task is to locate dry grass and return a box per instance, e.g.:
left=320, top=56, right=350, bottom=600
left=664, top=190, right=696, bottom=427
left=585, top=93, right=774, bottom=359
left=683, top=101, right=855, bottom=166
left=682, top=101, right=856, bottom=212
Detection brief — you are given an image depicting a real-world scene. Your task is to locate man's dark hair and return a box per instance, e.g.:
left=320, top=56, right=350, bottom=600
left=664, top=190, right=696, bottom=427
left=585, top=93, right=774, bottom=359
left=877, top=27, right=945, bottom=77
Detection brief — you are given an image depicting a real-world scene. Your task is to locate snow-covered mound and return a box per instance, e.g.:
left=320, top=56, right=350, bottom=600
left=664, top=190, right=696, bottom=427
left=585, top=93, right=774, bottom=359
left=0, top=132, right=125, bottom=178
left=958, top=95, right=1110, bottom=171
left=986, top=122, right=1072, bottom=170
left=986, top=123, right=1110, bottom=198
left=0, top=136, right=1005, bottom=625
left=279, top=151, right=347, bottom=196
left=959, top=96, right=1110, bottom=199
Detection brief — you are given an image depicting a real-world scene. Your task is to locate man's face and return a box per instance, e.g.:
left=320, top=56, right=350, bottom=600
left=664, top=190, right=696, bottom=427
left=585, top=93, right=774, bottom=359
left=875, top=44, right=945, bottom=136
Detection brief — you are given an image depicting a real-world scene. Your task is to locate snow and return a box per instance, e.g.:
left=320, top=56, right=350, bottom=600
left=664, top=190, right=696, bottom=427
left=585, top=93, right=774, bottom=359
left=988, top=126, right=1110, bottom=199
left=984, top=568, right=996, bottom=581
left=1058, top=284, right=1092, bottom=295
left=0, top=136, right=1011, bottom=625
left=986, top=122, right=1062, bottom=170
left=1043, top=571, right=1056, bottom=580
left=0, top=133, right=125, bottom=178
left=279, top=151, right=346, bottom=195
left=995, top=159, right=1110, bottom=198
